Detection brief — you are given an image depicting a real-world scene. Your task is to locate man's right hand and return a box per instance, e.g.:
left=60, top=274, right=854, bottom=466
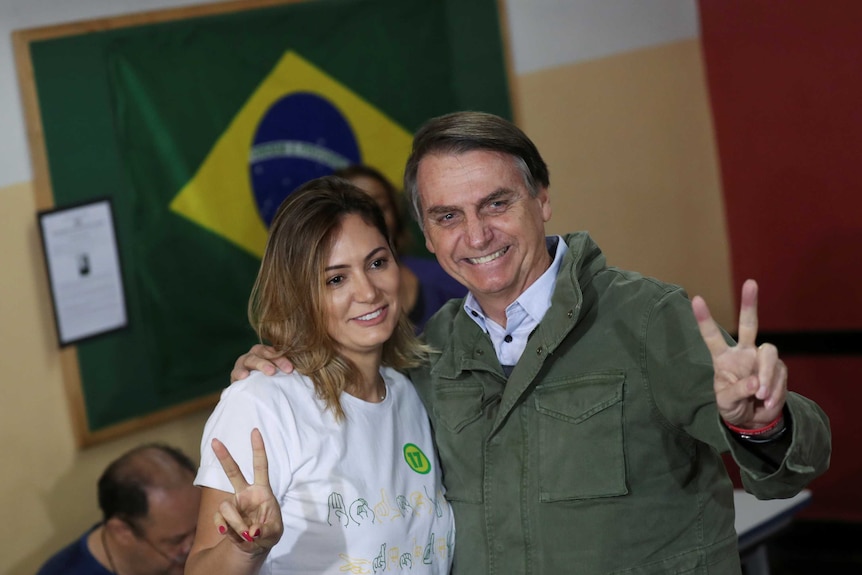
left=231, top=344, right=295, bottom=382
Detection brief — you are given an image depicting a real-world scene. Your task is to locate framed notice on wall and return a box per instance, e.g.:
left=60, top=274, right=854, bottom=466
left=38, top=198, right=129, bottom=347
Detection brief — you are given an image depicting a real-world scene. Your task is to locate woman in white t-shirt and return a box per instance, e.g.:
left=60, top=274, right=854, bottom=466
left=186, top=177, right=454, bottom=575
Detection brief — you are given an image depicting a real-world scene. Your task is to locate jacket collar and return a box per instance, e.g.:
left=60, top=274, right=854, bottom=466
left=428, top=232, right=606, bottom=385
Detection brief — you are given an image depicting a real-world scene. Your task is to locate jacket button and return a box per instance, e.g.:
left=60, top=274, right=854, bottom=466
left=536, top=346, right=543, bottom=355
left=567, top=310, right=574, bottom=318
left=476, top=349, right=483, bottom=355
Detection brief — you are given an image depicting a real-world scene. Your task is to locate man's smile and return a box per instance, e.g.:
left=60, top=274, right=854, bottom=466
left=466, top=246, right=509, bottom=265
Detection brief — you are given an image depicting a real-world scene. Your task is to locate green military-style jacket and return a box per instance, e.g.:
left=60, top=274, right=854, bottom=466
left=410, top=232, right=830, bottom=574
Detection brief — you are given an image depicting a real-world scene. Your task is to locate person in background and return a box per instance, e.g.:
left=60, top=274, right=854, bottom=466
left=186, top=177, right=454, bottom=575
left=334, top=164, right=466, bottom=333
left=36, top=444, right=200, bottom=575
left=232, top=111, right=831, bottom=574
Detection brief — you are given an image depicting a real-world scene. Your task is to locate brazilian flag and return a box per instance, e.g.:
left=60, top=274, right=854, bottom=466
left=28, top=0, right=510, bottom=434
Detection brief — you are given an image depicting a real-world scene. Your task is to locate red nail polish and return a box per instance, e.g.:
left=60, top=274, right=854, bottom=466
left=254, top=528, right=261, bottom=538
left=218, top=525, right=227, bottom=535
left=241, top=531, right=253, bottom=542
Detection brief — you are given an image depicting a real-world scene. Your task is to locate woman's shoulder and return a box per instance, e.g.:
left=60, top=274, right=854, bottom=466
left=221, top=369, right=314, bottom=403
left=206, top=369, right=325, bottom=438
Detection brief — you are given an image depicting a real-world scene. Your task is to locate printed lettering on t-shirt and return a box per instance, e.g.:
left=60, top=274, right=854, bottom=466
left=326, top=484, right=452, bottom=572
left=327, top=485, right=444, bottom=527
left=338, top=526, right=455, bottom=573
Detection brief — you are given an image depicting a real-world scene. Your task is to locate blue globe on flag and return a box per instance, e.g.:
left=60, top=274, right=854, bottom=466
left=250, top=92, right=360, bottom=226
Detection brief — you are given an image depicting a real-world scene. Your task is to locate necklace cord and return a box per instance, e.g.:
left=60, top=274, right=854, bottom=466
left=101, top=526, right=119, bottom=575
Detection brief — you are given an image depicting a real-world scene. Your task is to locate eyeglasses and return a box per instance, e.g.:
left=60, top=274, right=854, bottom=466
left=126, top=521, right=194, bottom=566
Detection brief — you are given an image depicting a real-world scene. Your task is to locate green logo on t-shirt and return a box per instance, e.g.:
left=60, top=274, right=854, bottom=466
left=403, top=443, right=431, bottom=474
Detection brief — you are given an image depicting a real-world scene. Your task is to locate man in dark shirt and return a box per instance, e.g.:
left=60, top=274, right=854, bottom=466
left=36, top=444, right=200, bottom=575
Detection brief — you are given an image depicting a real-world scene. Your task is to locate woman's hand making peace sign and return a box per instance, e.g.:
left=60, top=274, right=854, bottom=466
left=211, top=428, right=284, bottom=557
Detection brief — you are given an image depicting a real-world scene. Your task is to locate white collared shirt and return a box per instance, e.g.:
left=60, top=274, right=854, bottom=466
left=463, top=236, right=567, bottom=367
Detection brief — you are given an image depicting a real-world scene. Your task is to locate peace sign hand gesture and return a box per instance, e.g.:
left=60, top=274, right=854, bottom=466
left=691, top=279, right=787, bottom=429
left=212, top=428, right=284, bottom=556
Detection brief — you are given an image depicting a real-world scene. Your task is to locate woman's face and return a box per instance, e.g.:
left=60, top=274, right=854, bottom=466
left=322, top=214, right=401, bottom=364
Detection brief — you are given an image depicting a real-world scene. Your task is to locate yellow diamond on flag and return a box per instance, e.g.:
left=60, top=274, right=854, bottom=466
left=170, top=51, right=414, bottom=258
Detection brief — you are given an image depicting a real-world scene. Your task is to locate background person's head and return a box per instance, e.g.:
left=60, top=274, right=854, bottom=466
left=333, top=164, right=408, bottom=251
left=98, top=444, right=199, bottom=575
left=248, top=176, right=427, bottom=419
left=403, top=111, right=550, bottom=231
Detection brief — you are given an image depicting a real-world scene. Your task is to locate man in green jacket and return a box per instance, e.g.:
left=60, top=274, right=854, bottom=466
left=233, top=111, right=830, bottom=574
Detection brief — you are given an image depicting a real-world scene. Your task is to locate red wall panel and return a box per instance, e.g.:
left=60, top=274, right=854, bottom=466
left=699, top=0, right=862, bottom=332
left=700, top=0, right=862, bottom=522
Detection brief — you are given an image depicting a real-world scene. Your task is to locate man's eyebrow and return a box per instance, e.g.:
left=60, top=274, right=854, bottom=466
left=425, top=203, right=461, bottom=217
left=480, top=188, right=517, bottom=205
left=425, top=188, right=516, bottom=216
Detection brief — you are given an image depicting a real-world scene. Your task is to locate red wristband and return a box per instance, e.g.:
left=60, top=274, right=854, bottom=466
left=723, top=414, right=784, bottom=436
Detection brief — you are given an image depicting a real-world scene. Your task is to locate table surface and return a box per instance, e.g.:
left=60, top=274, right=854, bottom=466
left=734, top=489, right=812, bottom=550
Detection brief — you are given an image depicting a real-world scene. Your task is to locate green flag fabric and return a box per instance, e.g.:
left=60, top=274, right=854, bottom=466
left=29, top=0, right=510, bottom=433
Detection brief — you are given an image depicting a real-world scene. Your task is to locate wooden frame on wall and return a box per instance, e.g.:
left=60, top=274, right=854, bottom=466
left=13, top=0, right=512, bottom=447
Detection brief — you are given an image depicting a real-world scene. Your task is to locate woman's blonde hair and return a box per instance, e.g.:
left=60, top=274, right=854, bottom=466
left=248, top=176, right=428, bottom=420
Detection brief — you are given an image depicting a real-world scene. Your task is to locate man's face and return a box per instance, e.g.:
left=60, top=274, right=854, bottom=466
left=416, top=149, right=552, bottom=315
left=128, top=482, right=200, bottom=575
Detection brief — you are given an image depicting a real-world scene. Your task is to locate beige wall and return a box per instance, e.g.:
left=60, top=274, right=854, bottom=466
left=0, top=182, right=210, bottom=574
left=513, top=39, right=734, bottom=325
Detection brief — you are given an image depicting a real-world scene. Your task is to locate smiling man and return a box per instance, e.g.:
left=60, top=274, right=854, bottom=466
left=398, top=111, right=830, bottom=574
left=234, top=111, right=831, bottom=574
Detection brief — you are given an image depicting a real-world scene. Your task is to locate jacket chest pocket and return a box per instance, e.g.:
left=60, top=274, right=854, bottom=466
left=432, top=383, right=496, bottom=504
left=534, top=371, right=628, bottom=502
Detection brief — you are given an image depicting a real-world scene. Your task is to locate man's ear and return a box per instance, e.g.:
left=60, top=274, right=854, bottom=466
left=106, top=517, right=137, bottom=545
left=537, top=185, right=552, bottom=223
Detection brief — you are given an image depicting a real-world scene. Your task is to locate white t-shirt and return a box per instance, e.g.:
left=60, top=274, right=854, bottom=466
left=196, top=367, right=455, bottom=575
